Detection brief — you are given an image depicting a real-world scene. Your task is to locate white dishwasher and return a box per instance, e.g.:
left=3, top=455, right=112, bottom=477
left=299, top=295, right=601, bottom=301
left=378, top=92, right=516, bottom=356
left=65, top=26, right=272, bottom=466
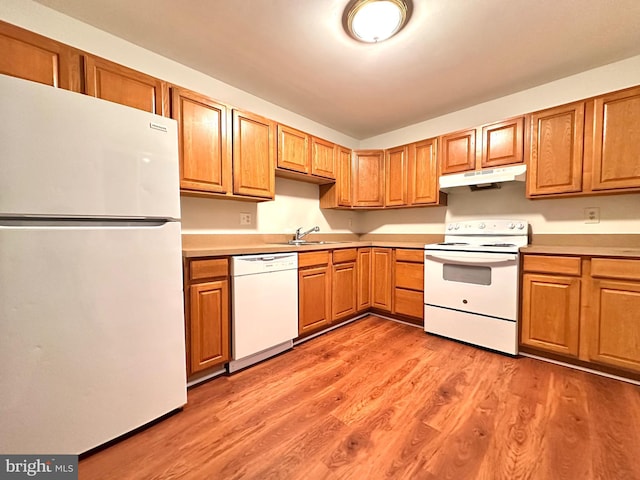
left=229, top=252, right=298, bottom=373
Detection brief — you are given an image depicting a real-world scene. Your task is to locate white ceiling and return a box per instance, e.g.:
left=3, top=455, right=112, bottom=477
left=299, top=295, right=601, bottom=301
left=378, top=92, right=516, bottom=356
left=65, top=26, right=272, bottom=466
left=35, top=0, right=640, bottom=139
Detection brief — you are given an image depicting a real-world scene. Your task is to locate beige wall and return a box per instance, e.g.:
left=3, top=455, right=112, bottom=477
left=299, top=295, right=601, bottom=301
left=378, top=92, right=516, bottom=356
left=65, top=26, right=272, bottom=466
left=3, top=0, right=639, bottom=237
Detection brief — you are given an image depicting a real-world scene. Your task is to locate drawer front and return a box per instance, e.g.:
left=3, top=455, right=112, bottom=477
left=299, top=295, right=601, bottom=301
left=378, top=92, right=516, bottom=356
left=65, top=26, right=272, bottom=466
left=394, top=288, right=423, bottom=319
left=591, top=258, right=640, bottom=281
left=333, top=248, right=357, bottom=264
left=395, top=262, right=424, bottom=291
left=299, top=250, right=330, bottom=268
left=522, top=255, right=581, bottom=276
left=395, top=249, right=425, bottom=263
left=189, top=258, right=228, bottom=281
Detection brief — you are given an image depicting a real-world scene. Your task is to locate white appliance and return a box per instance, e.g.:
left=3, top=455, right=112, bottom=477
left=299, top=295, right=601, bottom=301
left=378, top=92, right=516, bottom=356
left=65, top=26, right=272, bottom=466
left=0, top=75, right=187, bottom=454
left=229, top=253, right=298, bottom=373
left=439, top=164, right=526, bottom=191
left=424, top=219, right=529, bottom=355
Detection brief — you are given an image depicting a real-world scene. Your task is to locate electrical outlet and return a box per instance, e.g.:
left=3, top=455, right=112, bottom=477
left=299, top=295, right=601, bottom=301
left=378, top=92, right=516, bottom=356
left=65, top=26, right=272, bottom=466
left=584, top=207, right=600, bottom=224
left=240, top=212, right=252, bottom=225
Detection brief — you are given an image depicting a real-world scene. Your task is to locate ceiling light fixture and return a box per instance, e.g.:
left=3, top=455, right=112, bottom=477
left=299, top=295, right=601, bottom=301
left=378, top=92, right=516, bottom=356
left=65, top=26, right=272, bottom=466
left=344, top=0, right=412, bottom=43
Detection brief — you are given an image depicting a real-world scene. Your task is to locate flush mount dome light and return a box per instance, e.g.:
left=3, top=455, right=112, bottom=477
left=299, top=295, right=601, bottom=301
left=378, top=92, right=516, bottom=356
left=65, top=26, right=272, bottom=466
left=344, top=0, right=412, bottom=43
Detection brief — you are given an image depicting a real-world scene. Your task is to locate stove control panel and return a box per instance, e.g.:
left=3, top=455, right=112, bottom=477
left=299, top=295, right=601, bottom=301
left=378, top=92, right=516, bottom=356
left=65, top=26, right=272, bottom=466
left=445, top=219, right=528, bottom=235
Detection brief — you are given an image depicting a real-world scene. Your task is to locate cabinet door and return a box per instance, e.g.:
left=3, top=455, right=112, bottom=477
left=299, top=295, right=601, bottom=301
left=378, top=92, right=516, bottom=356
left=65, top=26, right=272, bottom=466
left=0, top=21, right=81, bottom=91
left=409, top=138, right=439, bottom=205
left=189, top=280, right=230, bottom=374
left=588, top=279, right=640, bottom=372
left=521, top=273, right=581, bottom=357
left=440, top=128, right=476, bottom=175
left=84, top=55, right=167, bottom=115
left=277, top=124, right=309, bottom=174
left=172, top=87, right=231, bottom=194
left=385, top=145, right=408, bottom=207
left=527, top=102, right=584, bottom=196
left=353, top=150, right=384, bottom=207
left=232, top=110, right=275, bottom=199
left=591, top=87, right=640, bottom=191
left=299, top=265, right=331, bottom=335
left=337, top=146, right=353, bottom=206
left=357, top=248, right=371, bottom=311
left=332, top=262, right=357, bottom=321
left=481, top=116, right=524, bottom=168
left=372, top=248, right=392, bottom=311
left=311, top=137, right=336, bottom=179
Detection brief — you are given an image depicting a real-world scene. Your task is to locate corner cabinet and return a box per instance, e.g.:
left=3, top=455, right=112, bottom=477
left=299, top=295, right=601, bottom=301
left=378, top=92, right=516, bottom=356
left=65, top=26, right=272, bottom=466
left=520, top=253, right=640, bottom=381
left=353, top=150, right=385, bottom=207
left=232, top=109, right=275, bottom=199
left=184, top=258, right=230, bottom=377
left=371, top=247, right=393, bottom=311
left=171, top=86, right=231, bottom=195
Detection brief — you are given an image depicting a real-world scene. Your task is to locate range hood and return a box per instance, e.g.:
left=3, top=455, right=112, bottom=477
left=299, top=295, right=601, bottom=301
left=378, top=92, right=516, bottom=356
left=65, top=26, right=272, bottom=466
left=439, top=164, right=527, bottom=191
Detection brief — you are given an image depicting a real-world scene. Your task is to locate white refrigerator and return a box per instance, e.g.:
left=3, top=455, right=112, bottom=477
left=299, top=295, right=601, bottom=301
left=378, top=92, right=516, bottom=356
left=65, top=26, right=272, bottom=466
left=0, top=74, right=187, bottom=454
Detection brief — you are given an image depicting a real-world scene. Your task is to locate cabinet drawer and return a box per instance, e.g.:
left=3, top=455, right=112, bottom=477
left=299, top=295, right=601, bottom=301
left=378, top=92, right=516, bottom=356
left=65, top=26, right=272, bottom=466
left=395, top=249, right=424, bottom=263
left=522, top=255, right=581, bottom=276
left=333, top=248, right=357, bottom=264
left=394, top=288, right=423, bottom=319
left=299, top=250, right=330, bottom=268
left=189, top=258, right=228, bottom=281
left=395, top=262, right=424, bottom=291
left=591, top=258, right=640, bottom=281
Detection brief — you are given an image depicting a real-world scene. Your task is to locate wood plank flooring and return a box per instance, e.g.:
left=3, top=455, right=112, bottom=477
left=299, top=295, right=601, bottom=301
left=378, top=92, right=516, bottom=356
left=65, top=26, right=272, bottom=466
left=80, top=315, right=640, bottom=479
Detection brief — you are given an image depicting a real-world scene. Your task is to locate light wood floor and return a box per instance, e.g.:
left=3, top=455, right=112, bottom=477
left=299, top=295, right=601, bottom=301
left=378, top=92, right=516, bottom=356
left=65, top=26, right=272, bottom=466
left=80, top=315, right=640, bottom=479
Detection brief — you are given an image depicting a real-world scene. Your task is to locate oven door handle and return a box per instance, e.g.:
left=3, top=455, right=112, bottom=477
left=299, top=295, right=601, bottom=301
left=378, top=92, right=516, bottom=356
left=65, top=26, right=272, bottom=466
left=425, top=252, right=518, bottom=264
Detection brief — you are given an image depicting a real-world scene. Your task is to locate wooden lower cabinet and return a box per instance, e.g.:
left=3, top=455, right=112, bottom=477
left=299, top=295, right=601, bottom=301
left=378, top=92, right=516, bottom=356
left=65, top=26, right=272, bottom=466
left=184, top=258, right=230, bottom=377
left=372, top=248, right=392, bottom=311
left=357, top=248, right=372, bottom=311
left=392, top=249, right=424, bottom=324
left=521, top=254, right=640, bottom=379
left=298, top=252, right=332, bottom=336
left=332, top=249, right=357, bottom=321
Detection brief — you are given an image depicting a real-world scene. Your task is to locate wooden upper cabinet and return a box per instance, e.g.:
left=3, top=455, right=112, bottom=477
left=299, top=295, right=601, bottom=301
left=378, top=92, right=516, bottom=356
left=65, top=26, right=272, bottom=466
left=353, top=150, right=384, bottom=207
left=590, top=86, right=640, bottom=192
left=385, top=145, right=408, bottom=207
left=482, top=116, right=524, bottom=168
left=311, top=137, right=336, bottom=179
left=336, top=146, right=353, bottom=207
left=232, top=109, right=275, bottom=199
left=440, top=128, right=476, bottom=175
left=171, top=87, right=231, bottom=194
left=527, top=101, right=585, bottom=197
left=277, top=124, right=309, bottom=174
left=0, top=21, right=82, bottom=91
left=84, top=55, right=167, bottom=115
left=409, top=138, right=441, bottom=205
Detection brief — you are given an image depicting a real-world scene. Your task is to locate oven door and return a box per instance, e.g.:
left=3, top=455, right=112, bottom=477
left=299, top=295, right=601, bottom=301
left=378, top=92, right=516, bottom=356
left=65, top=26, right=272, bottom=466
left=424, top=250, right=519, bottom=320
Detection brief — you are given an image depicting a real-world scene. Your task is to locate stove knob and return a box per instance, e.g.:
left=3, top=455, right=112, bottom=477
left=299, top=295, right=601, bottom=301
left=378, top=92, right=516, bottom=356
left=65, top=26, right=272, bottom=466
left=447, top=224, right=454, bottom=231
left=479, top=222, right=486, bottom=229
left=508, top=222, right=515, bottom=229
left=517, top=223, right=525, bottom=230
left=454, top=223, right=460, bottom=230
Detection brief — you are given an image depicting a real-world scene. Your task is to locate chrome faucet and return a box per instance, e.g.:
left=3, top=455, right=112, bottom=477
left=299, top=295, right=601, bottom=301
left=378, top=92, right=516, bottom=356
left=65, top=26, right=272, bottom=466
left=295, top=225, right=319, bottom=241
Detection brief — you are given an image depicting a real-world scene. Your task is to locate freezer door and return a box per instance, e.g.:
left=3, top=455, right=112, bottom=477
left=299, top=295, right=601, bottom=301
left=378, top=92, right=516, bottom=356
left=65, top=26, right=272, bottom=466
left=0, top=74, right=180, bottom=219
left=0, top=221, right=187, bottom=454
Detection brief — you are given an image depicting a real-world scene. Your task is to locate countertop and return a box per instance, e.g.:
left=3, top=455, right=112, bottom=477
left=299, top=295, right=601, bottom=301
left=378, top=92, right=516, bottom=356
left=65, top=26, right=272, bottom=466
left=520, top=245, right=640, bottom=258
